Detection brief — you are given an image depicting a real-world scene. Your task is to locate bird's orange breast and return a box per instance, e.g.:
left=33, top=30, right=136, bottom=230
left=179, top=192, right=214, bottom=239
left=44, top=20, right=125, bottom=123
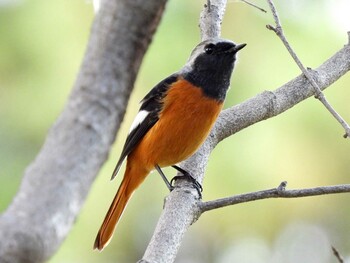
left=128, top=79, right=223, bottom=171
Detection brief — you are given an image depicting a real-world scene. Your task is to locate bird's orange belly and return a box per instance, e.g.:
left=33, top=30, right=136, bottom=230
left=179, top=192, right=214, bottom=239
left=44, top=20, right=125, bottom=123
left=128, top=79, right=223, bottom=171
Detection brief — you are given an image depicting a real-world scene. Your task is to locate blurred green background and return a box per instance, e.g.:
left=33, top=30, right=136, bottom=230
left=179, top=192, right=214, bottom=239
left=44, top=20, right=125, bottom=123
left=1, top=0, right=349, bottom=262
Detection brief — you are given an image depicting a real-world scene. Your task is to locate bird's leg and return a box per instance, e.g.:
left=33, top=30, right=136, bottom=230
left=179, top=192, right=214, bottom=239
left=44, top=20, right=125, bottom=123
left=171, top=165, right=203, bottom=198
left=155, top=164, right=174, bottom=192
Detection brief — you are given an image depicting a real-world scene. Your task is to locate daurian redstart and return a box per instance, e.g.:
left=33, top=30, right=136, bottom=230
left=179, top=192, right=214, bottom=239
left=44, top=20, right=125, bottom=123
left=94, top=38, right=246, bottom=250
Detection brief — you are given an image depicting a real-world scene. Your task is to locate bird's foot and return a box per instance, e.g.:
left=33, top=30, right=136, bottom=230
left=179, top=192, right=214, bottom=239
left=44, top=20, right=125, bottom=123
left=171, top=165, right=202, bottom=198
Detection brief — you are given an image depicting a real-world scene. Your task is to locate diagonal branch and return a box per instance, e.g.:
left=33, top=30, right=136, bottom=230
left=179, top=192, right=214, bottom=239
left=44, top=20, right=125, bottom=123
left=332, top=246, right=345, bottom=263
left=200, top=182, right=350, bottom=212
left=240, top=0, right=267, bottom=13
left=266, top=0, right=350, bottom=138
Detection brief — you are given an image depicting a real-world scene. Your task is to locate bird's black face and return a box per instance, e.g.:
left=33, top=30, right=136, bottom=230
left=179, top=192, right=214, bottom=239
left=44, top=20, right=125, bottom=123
left=194, top=41, right=242, bottom=72
left=184, top=39, right=246, bottom=101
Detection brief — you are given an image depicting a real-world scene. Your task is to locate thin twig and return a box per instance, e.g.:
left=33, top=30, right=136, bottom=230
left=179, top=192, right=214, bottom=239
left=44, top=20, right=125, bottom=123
left=240, top=0, right=267, bottom=13
left=266, top=0, right=350, bottom=139
left=200, top=182, right=350, bottom=212
left=332, top=246, right=344, bottom=263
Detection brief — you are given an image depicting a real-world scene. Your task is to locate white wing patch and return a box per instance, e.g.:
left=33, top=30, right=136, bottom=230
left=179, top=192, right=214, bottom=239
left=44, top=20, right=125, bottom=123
left=129, top=110, right=149, bottom=134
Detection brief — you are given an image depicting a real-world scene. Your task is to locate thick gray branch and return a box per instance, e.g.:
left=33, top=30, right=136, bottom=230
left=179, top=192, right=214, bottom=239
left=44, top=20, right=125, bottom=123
left=199, top=0, right=227, bottom=40
left=0, top=0, right=167, bottom=262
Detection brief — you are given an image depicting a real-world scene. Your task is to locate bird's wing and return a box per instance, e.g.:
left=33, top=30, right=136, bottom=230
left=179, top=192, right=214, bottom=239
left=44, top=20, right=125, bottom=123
left=111, top=74, right=179, bottom=180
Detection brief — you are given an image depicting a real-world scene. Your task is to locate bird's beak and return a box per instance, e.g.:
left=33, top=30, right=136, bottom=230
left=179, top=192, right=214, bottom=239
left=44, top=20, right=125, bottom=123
left=233, top=43, right=247, bottom=52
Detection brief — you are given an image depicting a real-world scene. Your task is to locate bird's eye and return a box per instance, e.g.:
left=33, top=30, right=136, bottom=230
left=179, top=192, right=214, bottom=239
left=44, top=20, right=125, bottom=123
left=204, top=43, right=215, bottom=54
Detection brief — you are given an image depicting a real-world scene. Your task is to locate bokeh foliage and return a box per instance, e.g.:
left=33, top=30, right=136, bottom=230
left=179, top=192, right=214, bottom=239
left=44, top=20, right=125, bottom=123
left=0, top=1, right=349, bottom=262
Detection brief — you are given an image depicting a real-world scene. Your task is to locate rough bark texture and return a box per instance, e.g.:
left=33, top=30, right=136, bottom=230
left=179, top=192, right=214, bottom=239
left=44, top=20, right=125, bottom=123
left=0, top=0, right=168, bottom=262
left=199, top=0, right=227, bottom=40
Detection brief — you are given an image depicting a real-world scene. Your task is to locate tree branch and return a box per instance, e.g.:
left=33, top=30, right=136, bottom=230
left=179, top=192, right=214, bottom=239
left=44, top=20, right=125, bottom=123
left=240, top=0, right=267, bottom=13
left=0, top=0, right=168, bottom=262
left=139, top=1, right=350, bottom=262
left=332, top=246, right=345, bottom=263
left=199, top=0, right=227, bottom=40
left=266, top=0, right=350, bottom=138
left=200, top=182, right=350, bottom=212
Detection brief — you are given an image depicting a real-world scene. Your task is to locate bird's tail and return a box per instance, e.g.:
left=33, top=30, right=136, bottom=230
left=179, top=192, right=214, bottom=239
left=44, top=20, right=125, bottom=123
left=93, top=165, right=147, bottom=250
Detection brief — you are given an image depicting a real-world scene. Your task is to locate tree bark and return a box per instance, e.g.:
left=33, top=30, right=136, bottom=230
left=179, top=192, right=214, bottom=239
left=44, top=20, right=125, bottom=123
left=0, top=0, right=168, bottom=262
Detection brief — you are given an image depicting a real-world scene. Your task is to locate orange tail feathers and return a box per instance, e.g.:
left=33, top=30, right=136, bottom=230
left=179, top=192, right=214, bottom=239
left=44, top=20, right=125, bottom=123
left=94, top=165, right=147, bottom=250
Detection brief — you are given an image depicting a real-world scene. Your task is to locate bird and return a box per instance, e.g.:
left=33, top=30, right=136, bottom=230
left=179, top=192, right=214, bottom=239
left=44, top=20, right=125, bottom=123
left=93, top=38, right=246, bottom=250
